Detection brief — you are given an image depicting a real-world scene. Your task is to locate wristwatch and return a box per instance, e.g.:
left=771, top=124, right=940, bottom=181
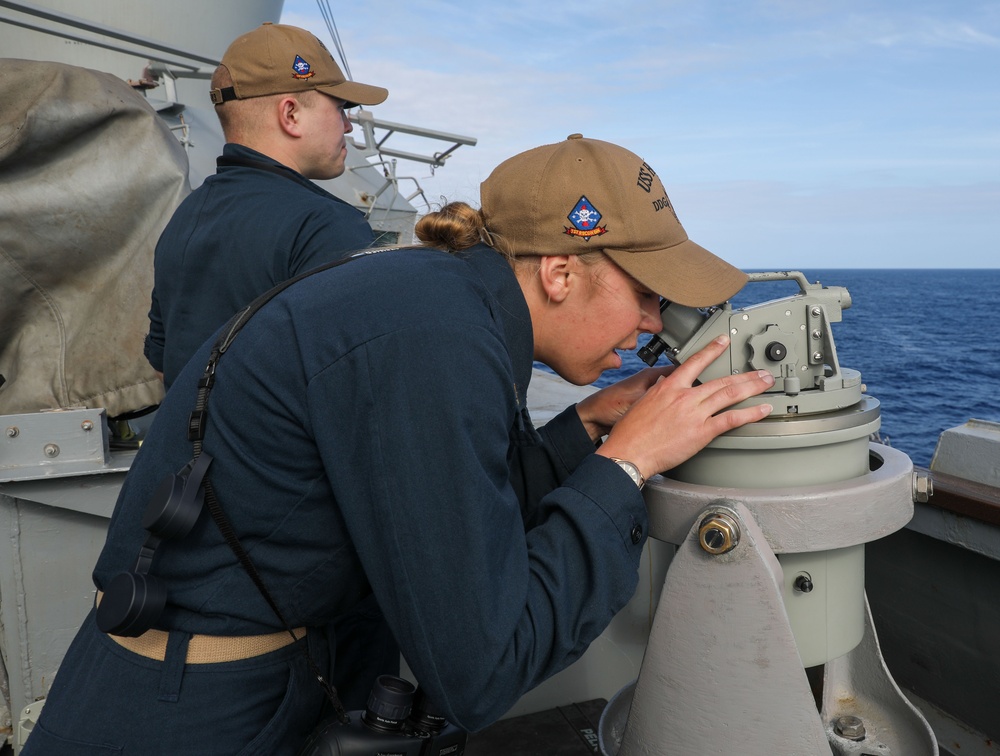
left=609, top=458, right=645, bottom=490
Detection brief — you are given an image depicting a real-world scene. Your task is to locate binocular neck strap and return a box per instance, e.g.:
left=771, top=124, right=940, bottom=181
left=180, top=246, right=416, bottom=725
left=200, top=476, right=350, bottom=724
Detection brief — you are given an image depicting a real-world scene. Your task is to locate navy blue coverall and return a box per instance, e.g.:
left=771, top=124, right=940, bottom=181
left=145, top=143, right=375, bottom=389
left=25, top=245, right=648, bottom=755
left=142, top=142, right=385, bottom=709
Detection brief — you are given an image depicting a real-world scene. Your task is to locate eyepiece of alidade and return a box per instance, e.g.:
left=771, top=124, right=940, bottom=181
left=638, top=336, right=668, bottom=367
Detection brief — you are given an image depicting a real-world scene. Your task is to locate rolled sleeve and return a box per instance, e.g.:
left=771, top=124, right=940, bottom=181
left=537, top=404, right=599, bottom=478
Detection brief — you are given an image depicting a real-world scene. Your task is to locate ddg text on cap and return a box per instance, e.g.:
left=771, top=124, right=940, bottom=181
left=480, top=134, right=747, bottom=307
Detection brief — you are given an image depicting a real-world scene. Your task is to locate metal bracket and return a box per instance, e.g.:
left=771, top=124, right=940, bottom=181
left=1, top=409, right=131, bottom=482
left=600, top=502, right=938, bottom=755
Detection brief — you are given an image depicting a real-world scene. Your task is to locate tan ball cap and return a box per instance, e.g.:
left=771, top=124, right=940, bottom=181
left=210, top=22, right=388, bottom=107
left=480, top=134, right=747, bottom=307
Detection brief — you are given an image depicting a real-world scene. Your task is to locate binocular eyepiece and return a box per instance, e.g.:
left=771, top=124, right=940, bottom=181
left=361, top=676, right=418, bottom=734
left=299, top=675, right=467, bottom=756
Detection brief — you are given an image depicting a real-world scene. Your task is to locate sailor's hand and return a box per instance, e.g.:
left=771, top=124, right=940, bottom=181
left=576, top=366, right=674, bottom=443
left=596, top=336, right=774, bottom=479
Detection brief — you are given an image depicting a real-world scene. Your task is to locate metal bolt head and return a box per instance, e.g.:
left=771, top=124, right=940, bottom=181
left=811, top=329, right=822, bottom=340
left=5, top=426, right=18, bottom=438
left=81, top=420, right=94, bottom=432
left=913, top=472, right=933, bottom=504
left=698, top=513, right=740, bottom=555
left=812, top=351, right=823, bottom=361
left=811, top=306, right=822, bottom=317
left=833, top=715, right=866, bottom=741
left=43, top=443, right=59, bottom=458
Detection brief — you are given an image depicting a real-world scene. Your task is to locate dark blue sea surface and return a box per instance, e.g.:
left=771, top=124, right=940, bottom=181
left=542, top=269, right=1000, bottom=468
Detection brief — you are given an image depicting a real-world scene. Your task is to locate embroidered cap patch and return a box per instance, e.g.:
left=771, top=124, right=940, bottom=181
left=292, top=55, right=315, bottom=79
left=565, top=196, right=607, bottom=240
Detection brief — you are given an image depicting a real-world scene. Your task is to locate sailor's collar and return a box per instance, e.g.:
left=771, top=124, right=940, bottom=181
left=217, top=144, right=337, bottom=199
left=458, top=244, right=534, bottom=410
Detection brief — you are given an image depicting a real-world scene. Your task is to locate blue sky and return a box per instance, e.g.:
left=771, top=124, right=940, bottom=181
left=281, top=1, right=999, bottom=269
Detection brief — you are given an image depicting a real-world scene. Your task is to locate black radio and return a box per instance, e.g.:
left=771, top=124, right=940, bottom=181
left=300, top=675, right=467, bottom=756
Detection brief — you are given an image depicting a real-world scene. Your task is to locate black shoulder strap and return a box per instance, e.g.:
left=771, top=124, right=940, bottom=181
left=188, top=244, right=410, bottom=724
left=215, top=246, right=404, bottom=360
left=189, top=245, right=410, bottom=443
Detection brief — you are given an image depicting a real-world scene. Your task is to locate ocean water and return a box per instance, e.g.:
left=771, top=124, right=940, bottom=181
left=563, top=269, right=1000, bottom=468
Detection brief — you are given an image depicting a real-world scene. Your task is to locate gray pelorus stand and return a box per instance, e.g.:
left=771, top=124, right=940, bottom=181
left=599, top=273, right=938, bottom=755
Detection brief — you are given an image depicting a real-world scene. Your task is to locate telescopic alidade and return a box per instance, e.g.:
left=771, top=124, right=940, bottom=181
left=599, top=272, right=938, bottom=755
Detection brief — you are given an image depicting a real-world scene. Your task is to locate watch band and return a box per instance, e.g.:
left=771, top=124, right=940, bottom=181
left=609, top=458, right=645, bottom=490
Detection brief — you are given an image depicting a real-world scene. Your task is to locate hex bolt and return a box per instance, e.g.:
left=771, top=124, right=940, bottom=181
left=43, top=443, right=60, bottom=458
left=794, top=573, right=814, bottom=593
left=81, top=420, right=94, bottom=432
left=913, top=472, right=933, bottom=503
left=833, top=715, right=866, bottom=741
left=6, top=426, right=18, bottom=438
left=698, top=513, right=740, bottom=555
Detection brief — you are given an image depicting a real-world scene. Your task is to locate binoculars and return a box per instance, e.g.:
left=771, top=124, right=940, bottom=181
left=299, top=675, right=467, bottom=756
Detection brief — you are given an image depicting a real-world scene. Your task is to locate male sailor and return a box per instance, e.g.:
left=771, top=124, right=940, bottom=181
left=145, top=22, right=388, bottom=390
left=142, top=21, right=395, bottom=713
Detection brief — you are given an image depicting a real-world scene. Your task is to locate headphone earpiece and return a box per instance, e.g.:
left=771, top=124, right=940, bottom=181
left=96, top=571, right=167, bottom=636
left=142, top=467, right=205, bottom=540
left=97, top=454, right=213, bottom=637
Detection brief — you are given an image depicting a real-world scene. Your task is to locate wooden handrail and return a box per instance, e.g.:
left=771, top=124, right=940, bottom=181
left=919, top=465, right=1000, bottom=528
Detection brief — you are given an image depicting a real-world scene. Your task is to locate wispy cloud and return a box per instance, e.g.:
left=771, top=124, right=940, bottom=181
left=281, top=0, right=1000, bottom=267
left=868, top=18, right=1000, bottom=50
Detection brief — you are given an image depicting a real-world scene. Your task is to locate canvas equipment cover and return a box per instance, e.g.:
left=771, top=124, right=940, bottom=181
left=0, top=59, right=189, bottom=416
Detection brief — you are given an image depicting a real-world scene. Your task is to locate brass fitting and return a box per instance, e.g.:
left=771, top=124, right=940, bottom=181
left=698, top=513, right=740, bottom=555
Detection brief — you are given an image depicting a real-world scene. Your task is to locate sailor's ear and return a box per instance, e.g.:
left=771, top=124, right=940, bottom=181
left=276, top=96, right=305, bottom=138
left=536, top=255, right=577, bottom=303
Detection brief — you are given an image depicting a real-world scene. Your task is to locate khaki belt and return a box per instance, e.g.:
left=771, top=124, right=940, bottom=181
left=97, top=591, right=306, bottom=664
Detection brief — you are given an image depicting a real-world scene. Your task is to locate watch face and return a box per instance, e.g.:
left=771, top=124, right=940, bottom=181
left=614, top=459, right=643, bottom=488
